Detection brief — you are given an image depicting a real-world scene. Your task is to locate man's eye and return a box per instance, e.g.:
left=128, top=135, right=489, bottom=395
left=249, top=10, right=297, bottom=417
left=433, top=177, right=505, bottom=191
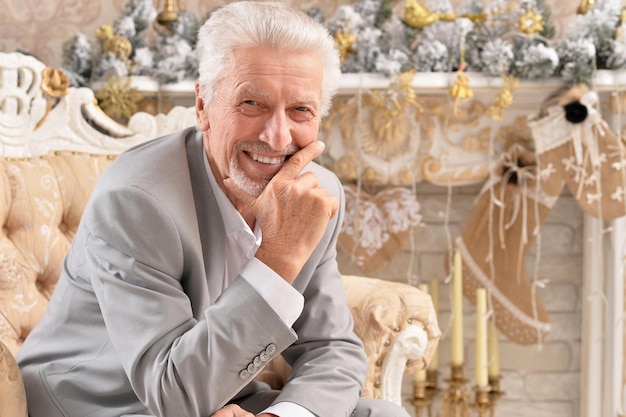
left=243, top=100, right=257, bottom=106
left=295, top=106, right=309, bottom=112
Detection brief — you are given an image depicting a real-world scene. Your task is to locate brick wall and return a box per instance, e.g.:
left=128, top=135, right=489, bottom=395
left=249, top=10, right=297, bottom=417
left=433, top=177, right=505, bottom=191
left=338, top=182, right=584, bottom=417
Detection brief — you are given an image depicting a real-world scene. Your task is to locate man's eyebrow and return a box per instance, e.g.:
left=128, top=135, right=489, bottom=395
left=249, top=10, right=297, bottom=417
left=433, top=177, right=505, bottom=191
left=237, top=86, right=320, bottom=108
left=238, top=86, right=269, bottom=99
left=289, top=96, right=320, bottom=108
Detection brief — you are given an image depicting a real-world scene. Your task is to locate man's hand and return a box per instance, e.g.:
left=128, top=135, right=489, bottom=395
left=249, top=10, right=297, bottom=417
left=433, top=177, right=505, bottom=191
left=224, top=141, right=339, bottom=283
left=210, top=404, right=255, bottom=417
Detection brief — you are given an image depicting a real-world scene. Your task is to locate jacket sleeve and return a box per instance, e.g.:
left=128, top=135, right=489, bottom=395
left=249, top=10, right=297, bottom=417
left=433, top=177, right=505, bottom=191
left=84, top=185, right=297, bottom=417
left=272, top=172, right=369, bottom=417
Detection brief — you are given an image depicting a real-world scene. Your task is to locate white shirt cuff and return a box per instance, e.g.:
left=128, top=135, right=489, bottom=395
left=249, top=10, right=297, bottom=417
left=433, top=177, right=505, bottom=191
left=241, top=258, right=304, bottom=327
left=260, top=401, right=315, bottom=417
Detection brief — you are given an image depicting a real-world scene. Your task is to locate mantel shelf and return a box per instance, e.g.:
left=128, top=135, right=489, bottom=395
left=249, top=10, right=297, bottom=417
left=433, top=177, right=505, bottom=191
left=98, top=70, right=626, bottom=97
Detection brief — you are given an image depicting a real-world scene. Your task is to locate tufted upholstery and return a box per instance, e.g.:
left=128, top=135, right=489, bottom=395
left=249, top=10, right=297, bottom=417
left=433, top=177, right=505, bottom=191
left=0, top=52, right=440, bottom=413
left=0, top=153, right=115, bottom=353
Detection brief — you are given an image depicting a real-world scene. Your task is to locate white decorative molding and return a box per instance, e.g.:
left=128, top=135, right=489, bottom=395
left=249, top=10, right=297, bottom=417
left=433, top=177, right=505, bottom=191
left=380, top=325, right=428, bottom=406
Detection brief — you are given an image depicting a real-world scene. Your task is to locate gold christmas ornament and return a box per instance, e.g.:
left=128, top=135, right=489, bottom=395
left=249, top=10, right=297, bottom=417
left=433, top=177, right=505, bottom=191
left=35, top=67, right=70, bottom=130
left=95, top=24, right=132, bottom=61
left=403, top=0, right=486, bottom=29
left=335, top=30, right=357, bottom=62
left=577, top=0, right=596, bottom=14
left=95, top=24, right=115, bottom=41
left=487, top=75, right=519, bottom=122
left=403, top=0, right=454, bottom=29
left=449, top=70, right=473, bottom=115
left=104, top=36, right=133, bottom=61
left=156, top=0, right=185, bottom=31
left=516, top=8, right=544, bottom=35
left=95, top=76, right=143, bottom=122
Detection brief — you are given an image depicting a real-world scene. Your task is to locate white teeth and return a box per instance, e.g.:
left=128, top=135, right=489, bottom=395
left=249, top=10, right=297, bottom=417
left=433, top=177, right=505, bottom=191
left=249, top=152, right=285, bottom=165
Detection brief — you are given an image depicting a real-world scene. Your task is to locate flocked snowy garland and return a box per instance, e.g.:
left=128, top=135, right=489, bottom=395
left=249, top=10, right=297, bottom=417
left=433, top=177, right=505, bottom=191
left=60, top=0, right=626, bottom=89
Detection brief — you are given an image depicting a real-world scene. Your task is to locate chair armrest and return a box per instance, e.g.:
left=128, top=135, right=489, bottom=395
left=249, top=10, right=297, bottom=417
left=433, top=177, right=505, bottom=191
left=0, top=339, right=28, bottom=417
left=341, top=275, right=441, bottom=405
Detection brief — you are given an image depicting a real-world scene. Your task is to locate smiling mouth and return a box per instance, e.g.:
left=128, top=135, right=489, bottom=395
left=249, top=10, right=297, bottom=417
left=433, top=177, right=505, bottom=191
left=246, top=151, right=291, bottom=165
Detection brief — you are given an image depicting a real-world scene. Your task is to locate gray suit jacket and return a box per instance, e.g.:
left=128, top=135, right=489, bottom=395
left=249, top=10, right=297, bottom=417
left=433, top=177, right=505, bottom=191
left=17, top=127, right=367, bottom=417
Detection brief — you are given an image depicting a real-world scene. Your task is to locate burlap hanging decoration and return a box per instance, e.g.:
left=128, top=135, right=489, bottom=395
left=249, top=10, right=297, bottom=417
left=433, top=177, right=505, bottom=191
left=455, top=143, right=554, bottom=345
left=338, top=184, right=422, bottom=275
left=528, top=83, right=626, bottom=221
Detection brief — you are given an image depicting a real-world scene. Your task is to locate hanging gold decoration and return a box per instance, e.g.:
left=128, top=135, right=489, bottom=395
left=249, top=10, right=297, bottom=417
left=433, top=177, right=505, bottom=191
left=516, top=8, right=544, bottom=35
left=403, top=0, right=486, bottom=29
left=35, top=68, right=70, bottom=130
left=335, top=29, right=357, bottom=62
left=95, top=76, right=143, bottom=121
left=449, top=71, right=473, bottom=114
left=157, top=0, right=179, bottom=25
left=486, top=75, right=519, bottom=122
left=577, top=0, right=595, bottom=14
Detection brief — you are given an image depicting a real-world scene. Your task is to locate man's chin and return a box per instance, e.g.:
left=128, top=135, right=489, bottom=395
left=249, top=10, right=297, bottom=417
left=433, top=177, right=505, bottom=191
left=234, top=178, right=267, bottom=198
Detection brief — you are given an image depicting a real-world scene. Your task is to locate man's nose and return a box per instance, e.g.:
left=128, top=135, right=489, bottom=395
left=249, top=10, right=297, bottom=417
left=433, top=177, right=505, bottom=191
left=260, top=111, right=291, bottom=150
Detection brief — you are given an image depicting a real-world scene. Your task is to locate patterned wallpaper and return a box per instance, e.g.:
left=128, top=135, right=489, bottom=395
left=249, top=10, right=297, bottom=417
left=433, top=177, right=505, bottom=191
left=0, top=0, right=593, bottom=69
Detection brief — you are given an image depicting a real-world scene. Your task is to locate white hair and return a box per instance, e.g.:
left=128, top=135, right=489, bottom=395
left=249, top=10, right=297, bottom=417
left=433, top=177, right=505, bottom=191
left=195, top=1, right=341, bottom=118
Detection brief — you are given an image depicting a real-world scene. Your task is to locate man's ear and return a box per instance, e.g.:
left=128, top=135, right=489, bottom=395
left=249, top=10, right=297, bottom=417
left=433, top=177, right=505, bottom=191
left=195, top=81, right=210, bottom=131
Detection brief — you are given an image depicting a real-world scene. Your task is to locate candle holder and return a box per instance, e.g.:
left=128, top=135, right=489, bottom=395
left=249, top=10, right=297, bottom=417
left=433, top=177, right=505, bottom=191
left=487, top=376, right=505, bottom=416
left=470, top=386, right=491, bottom=417
left=414, top=380, right=434, bottom=417
left=413, top=367, right=504, bottom=417
left=442, top=364, right=471, bottom=417
left=426, top=369, right=440, bottom=394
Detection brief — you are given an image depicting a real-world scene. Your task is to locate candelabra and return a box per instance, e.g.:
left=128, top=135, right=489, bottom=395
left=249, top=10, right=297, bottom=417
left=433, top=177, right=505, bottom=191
left=414, top=365, right=505, bottom=417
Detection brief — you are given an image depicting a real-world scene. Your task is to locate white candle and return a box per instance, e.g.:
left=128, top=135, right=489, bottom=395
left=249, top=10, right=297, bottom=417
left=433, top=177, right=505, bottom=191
left=475, top=288, right=488, bottom=388
left=415, top=283, right=429, bottom=383
left=428, top=277, right=439, bottom=371
left=451, top=251, right=464, bottom=366
left=488, top=317, right=500, bottom=380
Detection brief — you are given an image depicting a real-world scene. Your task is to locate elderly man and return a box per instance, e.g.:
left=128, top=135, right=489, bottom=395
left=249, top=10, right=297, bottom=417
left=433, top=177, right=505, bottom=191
left=17, top=2, right=411, bottom=417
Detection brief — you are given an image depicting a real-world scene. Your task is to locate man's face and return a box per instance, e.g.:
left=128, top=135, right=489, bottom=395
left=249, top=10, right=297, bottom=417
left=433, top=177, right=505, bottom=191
left=196, top=45, right=323, bottom=198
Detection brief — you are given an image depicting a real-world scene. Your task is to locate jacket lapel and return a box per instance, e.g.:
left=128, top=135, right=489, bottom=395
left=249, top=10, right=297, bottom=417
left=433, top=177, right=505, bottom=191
left=185, top=131, right=226, bottom=304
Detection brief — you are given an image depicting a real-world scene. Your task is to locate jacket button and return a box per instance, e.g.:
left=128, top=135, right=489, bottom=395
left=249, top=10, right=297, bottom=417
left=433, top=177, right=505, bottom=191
left=239, top=369, right=250, bottom=380
left=265, top=343, right=276, bottom=355
left=260, top=351, right=269, bottom=362
left=247, top=363, right=256, bottom=374
left=253, top=355, right=262, bottom=367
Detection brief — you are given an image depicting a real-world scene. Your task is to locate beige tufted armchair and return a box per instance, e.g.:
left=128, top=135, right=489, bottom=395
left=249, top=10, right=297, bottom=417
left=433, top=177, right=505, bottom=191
left=0, top=52, right=441, bottom=416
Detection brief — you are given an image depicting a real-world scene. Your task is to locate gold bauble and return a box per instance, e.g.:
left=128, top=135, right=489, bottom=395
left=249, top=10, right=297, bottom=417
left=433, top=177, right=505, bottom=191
left=104, top=36, right=133, bottom=61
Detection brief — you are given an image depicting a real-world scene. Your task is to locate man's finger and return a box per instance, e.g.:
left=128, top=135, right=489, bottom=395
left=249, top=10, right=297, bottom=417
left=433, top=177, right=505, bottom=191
left=275, top=140, right=325, bottom=180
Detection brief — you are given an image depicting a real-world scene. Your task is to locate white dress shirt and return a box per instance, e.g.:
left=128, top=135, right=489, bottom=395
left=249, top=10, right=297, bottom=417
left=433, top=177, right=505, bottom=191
left=204, top=154, right=314, bottom=417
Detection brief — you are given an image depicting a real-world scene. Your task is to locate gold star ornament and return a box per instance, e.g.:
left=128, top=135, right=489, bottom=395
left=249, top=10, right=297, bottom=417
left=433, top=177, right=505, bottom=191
left=95, top=76, right=143, bottom=122
left=517, top=9, right=544, bottom=35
